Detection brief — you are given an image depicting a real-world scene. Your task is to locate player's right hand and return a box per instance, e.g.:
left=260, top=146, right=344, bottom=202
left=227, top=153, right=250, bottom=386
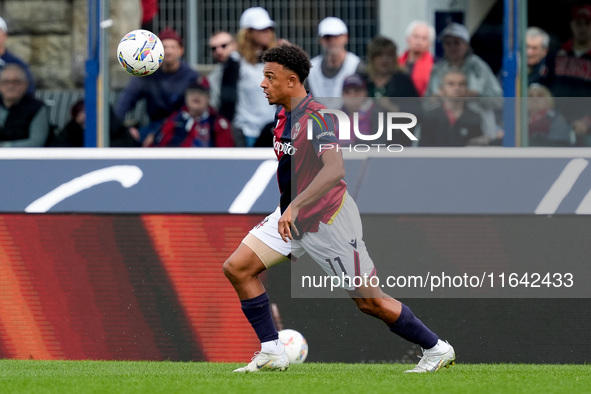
left=278, top=205, right=300, bottom=242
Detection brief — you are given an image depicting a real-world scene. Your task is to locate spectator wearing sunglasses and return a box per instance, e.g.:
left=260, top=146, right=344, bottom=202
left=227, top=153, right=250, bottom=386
left=207, top=31, right=240, bottom=125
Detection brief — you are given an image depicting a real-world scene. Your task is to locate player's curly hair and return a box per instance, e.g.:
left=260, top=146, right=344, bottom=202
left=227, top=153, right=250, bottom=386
left=262, top=44, right=311, bottom=83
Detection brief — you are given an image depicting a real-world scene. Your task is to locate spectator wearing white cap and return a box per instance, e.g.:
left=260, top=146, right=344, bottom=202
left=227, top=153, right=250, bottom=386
left=426, top=23, right=502, bottom=99
left=307, top=17, right=360, bottom=103
left=0, top=16, right=35, bottom=94
left=425, top=22, right=503, bottom=142
left=237, top=7, right=276, bottom=65
left=232, top=7, right=278, bottom=146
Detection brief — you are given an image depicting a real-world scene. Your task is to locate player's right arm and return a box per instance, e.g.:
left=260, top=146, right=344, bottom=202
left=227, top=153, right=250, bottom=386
left=290, top=147, right=345, bottom=213
left=278, top=147, right=345, bottom=242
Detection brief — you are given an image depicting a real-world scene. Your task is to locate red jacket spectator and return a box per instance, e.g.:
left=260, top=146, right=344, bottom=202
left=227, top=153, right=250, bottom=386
left=154, top=105, right=234, bottom=147
left=141, top=0, right=159, bottom=31
left=399, top=50, right=433, bottom=97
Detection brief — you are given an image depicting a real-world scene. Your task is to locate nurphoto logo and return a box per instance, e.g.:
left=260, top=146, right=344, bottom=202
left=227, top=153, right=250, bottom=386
left=307, top=109, right=418, bottom=153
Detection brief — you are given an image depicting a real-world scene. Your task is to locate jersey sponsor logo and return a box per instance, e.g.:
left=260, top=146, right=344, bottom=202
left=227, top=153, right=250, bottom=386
left=273, top=136, right=297, bottom=156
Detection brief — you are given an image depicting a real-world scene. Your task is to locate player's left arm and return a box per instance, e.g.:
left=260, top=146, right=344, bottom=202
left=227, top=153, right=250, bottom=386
left=278, top=148, right=345, bottom=241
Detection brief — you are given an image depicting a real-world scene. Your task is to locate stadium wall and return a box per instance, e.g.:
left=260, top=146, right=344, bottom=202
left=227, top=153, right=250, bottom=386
left=0, top=148, right=589, bottom=364
left=3, top=148, right=591, bottom=214
left=0, top=213, right=262, bottom=361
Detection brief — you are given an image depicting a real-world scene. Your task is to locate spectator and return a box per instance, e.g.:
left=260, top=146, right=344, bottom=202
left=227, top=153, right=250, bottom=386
left=420, top=69, right=485, bottom=147
left=399, top=20, right=435, bottom=96
left=360, top=36, right=419, bottom=110
left=233, top=7, right=278, bottom=147
left=358, top=35, right=420, bottom=133
left=0, top=63, right=48, bottom=147
left=340, top=74, right=392, bottom=146
left=207, top=31, right=240, bottom=123
left=526, top=27, right=552, bottom=86
left=426, top=23, right=503, bottom=142
left=114, top=27, right=199, bottom=147
left=210, top=31, right=238, bottom=64
left=52, top=99, right=85, bottom=147
left=51, top=99, right=136, bottom=147
left=0, top=16, right=35, bottom=94
left=140, top=0, right=159, bottom=33
left=153, top=77, right=234, bottom=147
left=528, top=84, right=574, bottom=146
left=551, top=3, right=591, bottom=146
left=307, top=17, right=360, bottom=102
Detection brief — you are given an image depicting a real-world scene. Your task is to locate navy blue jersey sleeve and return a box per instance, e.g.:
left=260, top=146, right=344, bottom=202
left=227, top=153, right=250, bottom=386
left=309, top=112, right=340, bottom=156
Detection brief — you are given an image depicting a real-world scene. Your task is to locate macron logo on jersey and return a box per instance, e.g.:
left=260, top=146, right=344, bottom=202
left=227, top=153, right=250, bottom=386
left=315, top=131, right=336, bottom=140
left=273, top=136, right=297, bottom=156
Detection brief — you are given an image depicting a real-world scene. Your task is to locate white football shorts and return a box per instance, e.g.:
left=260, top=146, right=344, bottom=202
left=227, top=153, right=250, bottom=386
left=246, top=193, right=376, bottom=290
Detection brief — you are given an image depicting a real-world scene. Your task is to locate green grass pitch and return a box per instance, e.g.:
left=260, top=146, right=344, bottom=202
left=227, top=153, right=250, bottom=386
left=0, top=361, right=588, bottom=393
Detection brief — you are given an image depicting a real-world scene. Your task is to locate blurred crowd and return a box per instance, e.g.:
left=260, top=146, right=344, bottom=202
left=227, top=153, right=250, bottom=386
left=1, top=3, right=591, bottom=148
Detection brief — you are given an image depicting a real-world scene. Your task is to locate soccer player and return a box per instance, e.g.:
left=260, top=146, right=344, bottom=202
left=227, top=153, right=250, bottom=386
left=223, top=44, right=455, bottom=373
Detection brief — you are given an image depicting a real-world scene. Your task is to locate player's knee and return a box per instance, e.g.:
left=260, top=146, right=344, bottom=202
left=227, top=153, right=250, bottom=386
left=222, top=255, right=255, bottom=283
left=222, top=257, right=239, bottom=281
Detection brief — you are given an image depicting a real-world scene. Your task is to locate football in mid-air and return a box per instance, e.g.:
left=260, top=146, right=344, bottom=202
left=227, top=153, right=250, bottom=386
left=117, top=29, right=164, bottom=77
left=278, top=329, right=308, bottom=364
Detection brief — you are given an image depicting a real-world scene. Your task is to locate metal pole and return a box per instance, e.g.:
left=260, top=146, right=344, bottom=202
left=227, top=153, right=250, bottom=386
left=98, top=0, right=111, bottom=148
left=519, top=0, right=529, bottom=147
left=187, top=0, right=198, bottom=68
left=502, top=0, right=517, bottom=147
left=84, top=0, right=99, bottom=147
left=513, top=0, right=520, bottom=147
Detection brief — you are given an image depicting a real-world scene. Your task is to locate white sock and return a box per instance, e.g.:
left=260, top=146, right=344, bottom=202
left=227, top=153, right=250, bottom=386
left=424, top=339, right=448, bottom=354
left=261, top=339, right=284, bottom=355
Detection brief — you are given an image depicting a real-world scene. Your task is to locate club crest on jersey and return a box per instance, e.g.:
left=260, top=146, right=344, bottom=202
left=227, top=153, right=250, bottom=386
left=291, top=122, right=301, bottom=139
left=273, top=136, right=297, bottom=155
